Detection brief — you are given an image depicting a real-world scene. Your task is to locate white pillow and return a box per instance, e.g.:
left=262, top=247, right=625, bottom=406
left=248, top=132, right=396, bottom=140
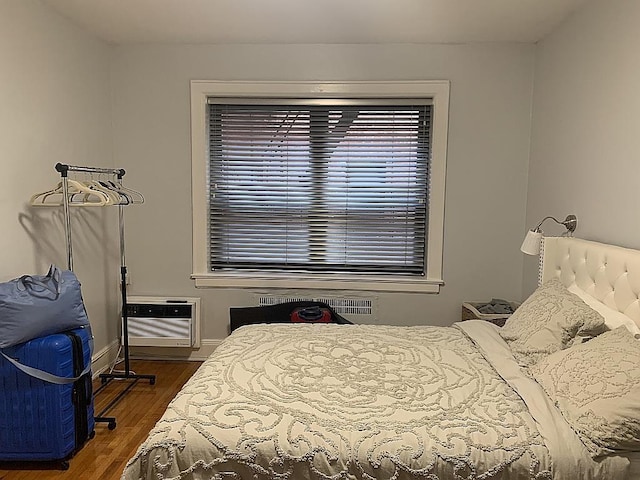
left=499, top=278, right=605, bottom=366
left=567, top=284, right=640, bottom=338
left=531, top=326, right=640, bottom=457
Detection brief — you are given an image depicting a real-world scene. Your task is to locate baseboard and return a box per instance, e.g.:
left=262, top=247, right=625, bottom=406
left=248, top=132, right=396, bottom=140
left=91, top=339, right=121, bottom=379
left=127, top=339, right=223, bottom=362
left=90, top=339, right=222, bottom=372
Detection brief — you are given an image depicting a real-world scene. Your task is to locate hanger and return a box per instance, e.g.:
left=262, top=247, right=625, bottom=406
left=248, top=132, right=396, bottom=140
left=30, top=180, right=110, bottom=207
left=98, top=180, right=133, bottom=205
left=29, top=183, right=66, bottom=206
left=108, top=180, right=145, bottom=204
left=79, top=172, right=141, bottom=205
left=70, top=173, right=119, bottom=206
left=81, top=179, right=123, bottom=205
left=31, top=171, right=144, bottom=207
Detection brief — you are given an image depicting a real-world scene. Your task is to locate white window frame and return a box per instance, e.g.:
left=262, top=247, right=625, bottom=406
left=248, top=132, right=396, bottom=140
left=191, top=80, right=449, bottom=293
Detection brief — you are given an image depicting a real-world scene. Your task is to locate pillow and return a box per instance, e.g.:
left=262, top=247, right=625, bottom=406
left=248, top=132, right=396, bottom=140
left=567, top=284, right=640, bottom=338
left=500, top=278, right=605, bottom=366
left=530, top=326, right=640, bottom=457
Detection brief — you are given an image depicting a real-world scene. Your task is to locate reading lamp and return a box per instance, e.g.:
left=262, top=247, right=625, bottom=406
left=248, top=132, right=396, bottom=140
left=520, top=214, right=578, bottom=255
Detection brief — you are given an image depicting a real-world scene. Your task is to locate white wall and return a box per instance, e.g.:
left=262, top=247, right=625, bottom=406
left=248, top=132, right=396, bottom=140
left=112, top=43, right=535, bottom=341
left=525, top=0, right=640, bottom=295
left=0, top=1, right=117, bottom=354
left=10, top=0, right=635, bottom=354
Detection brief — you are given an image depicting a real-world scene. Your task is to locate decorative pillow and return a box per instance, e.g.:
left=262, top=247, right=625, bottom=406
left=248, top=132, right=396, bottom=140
left=500, top=278, right=605, bottom=366
left=530, top=326, right=640, bottom=457
left=567, top=284, right=640, bottom=337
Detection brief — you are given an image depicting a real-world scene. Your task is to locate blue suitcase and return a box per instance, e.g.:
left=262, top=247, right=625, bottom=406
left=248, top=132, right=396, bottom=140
left=0, top=326, right=94, bottom=468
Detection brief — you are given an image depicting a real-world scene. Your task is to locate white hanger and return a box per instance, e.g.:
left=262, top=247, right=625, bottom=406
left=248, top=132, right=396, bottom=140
left=30, top=180, right=110, bottom=207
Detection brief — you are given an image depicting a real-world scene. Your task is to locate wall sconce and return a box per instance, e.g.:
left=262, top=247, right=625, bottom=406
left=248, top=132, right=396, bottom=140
left=520, top=214, right=577, bottom=255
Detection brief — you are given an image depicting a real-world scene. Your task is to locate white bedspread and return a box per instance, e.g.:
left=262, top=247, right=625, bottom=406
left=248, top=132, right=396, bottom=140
left=121, top=322, right=629, bottom=480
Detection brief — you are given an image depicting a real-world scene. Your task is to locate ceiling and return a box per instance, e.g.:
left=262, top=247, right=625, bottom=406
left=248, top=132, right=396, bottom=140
left=42, top=0, right=592, bottom=45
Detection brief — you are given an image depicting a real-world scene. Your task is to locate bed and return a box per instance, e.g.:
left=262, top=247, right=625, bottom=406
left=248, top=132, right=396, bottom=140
left=122, top=237, right=640, bottom=480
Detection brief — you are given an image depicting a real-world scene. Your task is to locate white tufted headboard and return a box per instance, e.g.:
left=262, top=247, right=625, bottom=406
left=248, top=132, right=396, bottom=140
left=540, top=237, right=640, bottom=325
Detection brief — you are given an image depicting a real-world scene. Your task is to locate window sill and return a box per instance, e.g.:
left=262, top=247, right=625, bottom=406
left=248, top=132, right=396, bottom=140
left=191, top=272, right=443, bottom=294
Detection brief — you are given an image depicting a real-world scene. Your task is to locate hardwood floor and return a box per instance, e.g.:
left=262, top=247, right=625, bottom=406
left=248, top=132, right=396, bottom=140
left=0, top=360, right=202, bottom=480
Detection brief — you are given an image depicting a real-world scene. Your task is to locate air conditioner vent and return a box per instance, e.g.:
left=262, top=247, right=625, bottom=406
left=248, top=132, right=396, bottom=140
left=126, top=296, right=201, bottom=348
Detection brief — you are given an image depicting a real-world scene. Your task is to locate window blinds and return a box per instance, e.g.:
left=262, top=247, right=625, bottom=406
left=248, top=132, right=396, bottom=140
left=207, top=101, right=432, bottom=275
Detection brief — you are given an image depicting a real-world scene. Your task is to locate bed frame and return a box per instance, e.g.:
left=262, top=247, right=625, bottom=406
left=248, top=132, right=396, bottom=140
left=540, top=236, right=640, bottom=325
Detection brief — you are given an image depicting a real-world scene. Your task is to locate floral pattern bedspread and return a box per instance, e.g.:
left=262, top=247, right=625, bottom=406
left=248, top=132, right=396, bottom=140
left=121, top=323, right=624, bottom=480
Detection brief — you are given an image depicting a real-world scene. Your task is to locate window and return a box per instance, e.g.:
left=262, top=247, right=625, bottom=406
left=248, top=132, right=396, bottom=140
left=191, top=81, right=449, bottom=293
left=209, top=102, right=430, bottom=274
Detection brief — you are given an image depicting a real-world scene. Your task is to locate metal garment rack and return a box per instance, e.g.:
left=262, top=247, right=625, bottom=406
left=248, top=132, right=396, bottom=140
left=54, top=163, right=156, bottom=430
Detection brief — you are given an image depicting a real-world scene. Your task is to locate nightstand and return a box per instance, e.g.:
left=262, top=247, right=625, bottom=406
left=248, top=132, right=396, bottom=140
left=461, top=301, right=520, bottom=327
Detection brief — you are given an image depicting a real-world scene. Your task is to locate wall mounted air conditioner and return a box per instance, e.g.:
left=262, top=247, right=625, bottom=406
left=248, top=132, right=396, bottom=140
left=125, top=296, right=201, bottom=348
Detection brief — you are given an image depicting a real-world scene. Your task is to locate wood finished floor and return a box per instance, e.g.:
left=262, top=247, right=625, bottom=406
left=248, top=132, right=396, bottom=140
left=0, top=359, right=202, bottom=480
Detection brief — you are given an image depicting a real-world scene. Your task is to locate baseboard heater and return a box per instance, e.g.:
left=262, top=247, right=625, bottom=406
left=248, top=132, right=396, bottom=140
left=256, top=294, right=377, bottom=321
left=125, top=296, right=201, bottom=348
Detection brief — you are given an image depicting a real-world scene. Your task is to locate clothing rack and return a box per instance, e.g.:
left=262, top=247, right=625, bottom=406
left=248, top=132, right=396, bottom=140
left=54, top=163, right=155, bottom=429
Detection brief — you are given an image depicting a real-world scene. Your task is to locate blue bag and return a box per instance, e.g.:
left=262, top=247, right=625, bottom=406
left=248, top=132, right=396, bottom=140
left=0, top=265, right=89, bottom=348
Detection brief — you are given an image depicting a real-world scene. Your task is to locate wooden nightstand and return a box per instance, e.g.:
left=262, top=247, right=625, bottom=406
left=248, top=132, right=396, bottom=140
left=461, top=301, right=520, bottom=327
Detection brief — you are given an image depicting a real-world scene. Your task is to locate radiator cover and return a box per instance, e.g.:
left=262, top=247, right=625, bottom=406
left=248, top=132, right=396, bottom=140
left=256, top=294, right=377, bottom=322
